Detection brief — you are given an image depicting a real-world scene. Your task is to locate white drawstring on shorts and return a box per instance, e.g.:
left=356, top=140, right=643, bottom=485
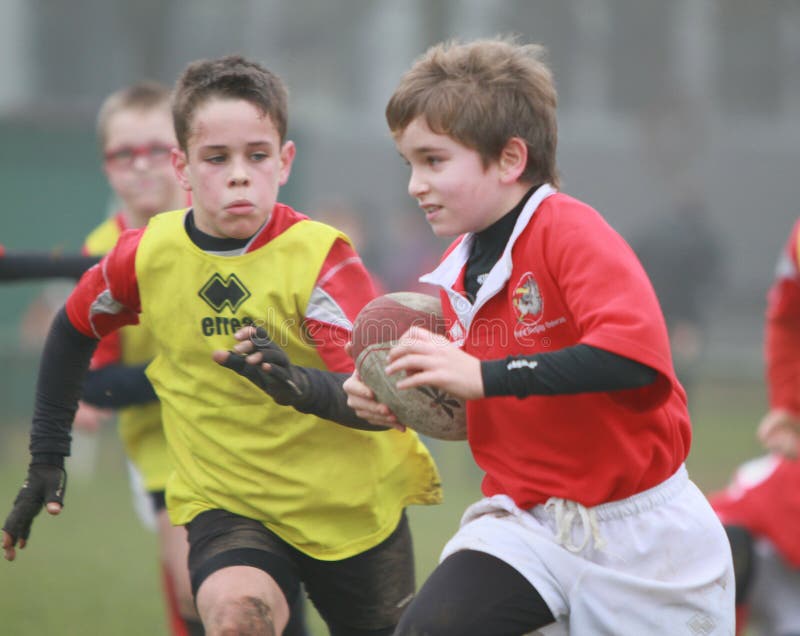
left=544, top=497, right=606, bottom=553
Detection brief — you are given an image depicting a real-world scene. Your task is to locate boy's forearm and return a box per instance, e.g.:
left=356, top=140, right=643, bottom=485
left=30, top=307, right=99, bottom=464
left=0, top=252, right=100, bottom=281
left=481, top=344, right=658, bottom=399
left=81, top=363, right=157, bottom=408
left=294, top=367, right=390, bottom=431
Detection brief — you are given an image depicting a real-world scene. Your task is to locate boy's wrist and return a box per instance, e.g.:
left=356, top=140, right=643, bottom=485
left=30, top=453, right=66, bottom=469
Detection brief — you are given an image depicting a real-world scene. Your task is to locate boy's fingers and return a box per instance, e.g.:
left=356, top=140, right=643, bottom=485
left=233, top=326, right=257, bottom=340
left=215, top=350, right=248, bottom=372
left=246, top=352, right=264, bottom=365
left=343, top=377, right=373, bottom=400
left=234, top=340, right=255, bottom=354
left=3, top=530, right=17, bottom=561
left=386, top=353, right=431, bottom=376
left=211, top=349, right=231, bottom=365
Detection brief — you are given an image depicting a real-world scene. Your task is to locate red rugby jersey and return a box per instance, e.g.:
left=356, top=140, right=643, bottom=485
left=765, top=217, right=800, bottom=414
left=708, top=218, right=800, bottom=566
left=709, top=454, right=800, bottom=567
left=421, top=187, right=690, bottom=507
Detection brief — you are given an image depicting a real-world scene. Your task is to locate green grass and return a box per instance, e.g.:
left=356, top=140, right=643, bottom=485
left=0, top=377, right=766, bottom=635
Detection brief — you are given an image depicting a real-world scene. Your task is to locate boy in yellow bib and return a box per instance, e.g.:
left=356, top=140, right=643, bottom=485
left=3, top=55, right=441, bottom=636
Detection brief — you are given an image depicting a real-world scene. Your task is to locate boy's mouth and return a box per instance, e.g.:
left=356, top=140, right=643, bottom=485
left=225, top=200, right=255, bottom=215
left=422, top=205, right=443, bottom=221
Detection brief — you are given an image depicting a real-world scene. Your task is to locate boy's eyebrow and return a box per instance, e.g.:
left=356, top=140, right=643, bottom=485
left=199, top=140, right=276, bottom=151
left=405, top=145, right=447, bottom=157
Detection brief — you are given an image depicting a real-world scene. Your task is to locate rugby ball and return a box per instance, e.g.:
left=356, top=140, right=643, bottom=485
left=352, top=292, right=467, bottom=441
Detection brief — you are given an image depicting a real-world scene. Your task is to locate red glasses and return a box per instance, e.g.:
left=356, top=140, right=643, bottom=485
left=104, top=143, right=174, bottom=168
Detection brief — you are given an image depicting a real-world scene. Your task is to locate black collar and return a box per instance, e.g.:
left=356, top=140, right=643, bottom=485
left=184, top=209, right=254, bottom=251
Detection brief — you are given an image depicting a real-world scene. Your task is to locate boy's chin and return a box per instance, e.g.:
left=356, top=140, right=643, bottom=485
left=223, top=216, right=269, bottom=239
left=429, top=224, right=459, bottom=239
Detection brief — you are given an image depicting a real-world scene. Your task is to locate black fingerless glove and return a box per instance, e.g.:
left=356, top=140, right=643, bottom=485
left=2, top=464, right=67, bottom=543
left=221, top=327, right=311, bottom=407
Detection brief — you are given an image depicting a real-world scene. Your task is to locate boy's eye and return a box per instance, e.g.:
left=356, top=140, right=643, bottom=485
left=250, top=152, right=269, bottom=161
left=149, top=146, right=171, bottom=159
left=205, top=155, right=227, bottom=164
left=426, top=156, right=442, bottom=166
left=110, top=149, right=134, bottom=163
left=104, top=144, right=173, bottom=168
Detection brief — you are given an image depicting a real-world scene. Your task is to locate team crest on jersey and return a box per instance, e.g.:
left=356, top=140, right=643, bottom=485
left=199, top=273, right=251, bottom=313
left=511, top=272, right=543, bottom=325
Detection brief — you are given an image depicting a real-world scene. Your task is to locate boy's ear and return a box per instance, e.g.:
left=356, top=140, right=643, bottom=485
left=278, top=140, right=297, bottom=187
left=498, top=137, right=528, bottom=184
left=171, top=147, right=192, bottom=191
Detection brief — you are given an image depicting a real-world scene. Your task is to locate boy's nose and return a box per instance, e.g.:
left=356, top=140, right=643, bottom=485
left=131, top=154, right=152, bottom=170
left=408, top=172, right=428, bottom=198
left=227, top=160, right=250, bottom=187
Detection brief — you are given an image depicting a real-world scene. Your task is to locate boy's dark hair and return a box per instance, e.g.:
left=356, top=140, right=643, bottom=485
left=386, top=37, right=560, bottom=188
left=96, top=80, right=172, bottom=147
left=172, top=55, right=288, bottom=152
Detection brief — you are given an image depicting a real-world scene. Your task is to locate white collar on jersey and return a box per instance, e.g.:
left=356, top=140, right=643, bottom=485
left=419, top=183, right=556, bottom=330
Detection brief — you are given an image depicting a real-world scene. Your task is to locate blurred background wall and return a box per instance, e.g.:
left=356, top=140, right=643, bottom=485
left=1, top=0, right=799, bottom=416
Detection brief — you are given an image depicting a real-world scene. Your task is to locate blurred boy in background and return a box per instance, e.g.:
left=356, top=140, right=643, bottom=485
left=710, top=217, right=800, bottom=636
left=75, top=80, right=202, bottom=635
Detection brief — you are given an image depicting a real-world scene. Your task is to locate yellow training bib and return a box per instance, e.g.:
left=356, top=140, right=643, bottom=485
left=136, top=209, right=442, bottom=559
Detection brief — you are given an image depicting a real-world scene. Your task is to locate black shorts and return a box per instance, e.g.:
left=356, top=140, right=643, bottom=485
left=186, top=509, right=414, bottom=635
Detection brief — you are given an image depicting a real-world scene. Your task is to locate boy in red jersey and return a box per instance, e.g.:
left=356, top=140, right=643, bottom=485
left=709, top=217, right=800, bottom=635
left=2, top=55, right=441, bottom=636
left=345, top=37, right=734, bottom=634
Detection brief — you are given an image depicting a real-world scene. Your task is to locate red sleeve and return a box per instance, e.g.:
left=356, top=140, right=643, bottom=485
left=765, top=219, right=800, bottom=413
left=304, top=238, right=378, bottom=372
left=543, top=200, right=673, bottom=407
left=66, top=229, right=144, bottom=338
left=90, top=331, right=122, bottom=369
left=546, top=204, right=672, bottom=369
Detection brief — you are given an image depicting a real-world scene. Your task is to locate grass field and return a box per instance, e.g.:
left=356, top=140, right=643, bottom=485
left=0, top=377, right=766, bottom=635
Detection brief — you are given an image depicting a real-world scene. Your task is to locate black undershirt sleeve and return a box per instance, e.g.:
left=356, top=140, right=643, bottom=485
left=481, top=343, right=658, bottom=399
left=293, top=367, right=390, bottom=431
left=0, top=253, right=100, bottom=281
left=81, top=364, right=158, bottom=408
left=30, top=307, right=99, bottom=467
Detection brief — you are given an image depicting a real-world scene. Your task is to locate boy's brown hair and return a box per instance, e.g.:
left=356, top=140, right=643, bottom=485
left=172, top=55, right=289, bottom=152
left=96, top=80, right=172, bottom=147
left=386, top=37, right=560, bottom=188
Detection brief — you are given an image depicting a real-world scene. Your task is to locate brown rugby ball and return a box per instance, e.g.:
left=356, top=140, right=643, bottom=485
left=351, top=292, right=467, bottom=441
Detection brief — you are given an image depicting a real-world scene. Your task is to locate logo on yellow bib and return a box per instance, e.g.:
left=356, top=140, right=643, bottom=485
left=199, top=273, right=251, bottom=313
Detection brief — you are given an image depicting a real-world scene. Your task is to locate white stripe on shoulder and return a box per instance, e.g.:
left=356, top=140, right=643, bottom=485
left=88, top=290, right=126, bottom=338
left=306, top=286, right=353, bottom=330
left=316, top=256, right=362, bottom=288
left=86, top=258, right=128, bottom=337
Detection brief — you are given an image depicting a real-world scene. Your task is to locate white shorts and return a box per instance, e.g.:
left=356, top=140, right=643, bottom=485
left=126, top=460, right=157, bottom=532
left=441, top=465, right=735, bottom=635
left=748, top=538, right=800, bottom=636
